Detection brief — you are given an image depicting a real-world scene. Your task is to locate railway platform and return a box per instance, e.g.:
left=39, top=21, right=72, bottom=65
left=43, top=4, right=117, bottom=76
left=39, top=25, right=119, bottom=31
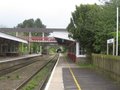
left=45, top=54, right=120, bottom=90
left=0, top=54, right=41, bottom=63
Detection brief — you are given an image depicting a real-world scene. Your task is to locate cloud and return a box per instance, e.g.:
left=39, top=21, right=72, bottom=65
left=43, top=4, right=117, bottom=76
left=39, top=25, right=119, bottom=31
left=0, top=0, right=100, bottom=28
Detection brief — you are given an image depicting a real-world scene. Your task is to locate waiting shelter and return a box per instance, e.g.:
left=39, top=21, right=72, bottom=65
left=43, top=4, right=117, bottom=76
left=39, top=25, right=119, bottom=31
left=54, top=32, right=86, bottom=62
left=0, top=32, right=28, bottom=56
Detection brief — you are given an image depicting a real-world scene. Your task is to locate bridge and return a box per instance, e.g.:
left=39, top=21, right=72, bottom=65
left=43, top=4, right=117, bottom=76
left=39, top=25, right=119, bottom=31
left=0, top=28, right=66, bottom=43
left=19, top=36, right=57, bottom=43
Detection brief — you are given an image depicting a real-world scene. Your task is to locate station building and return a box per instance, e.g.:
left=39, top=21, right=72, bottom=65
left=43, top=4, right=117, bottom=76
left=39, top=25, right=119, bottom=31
left=0, top=32, right=28, bottom=56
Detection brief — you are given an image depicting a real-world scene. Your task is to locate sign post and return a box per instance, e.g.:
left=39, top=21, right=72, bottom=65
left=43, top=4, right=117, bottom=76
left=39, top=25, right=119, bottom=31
left=107, top=38, right=115, bottom=55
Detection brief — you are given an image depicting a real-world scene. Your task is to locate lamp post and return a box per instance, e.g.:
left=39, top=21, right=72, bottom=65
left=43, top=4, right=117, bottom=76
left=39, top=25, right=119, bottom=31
left=116, top=0, right=119, bottom=56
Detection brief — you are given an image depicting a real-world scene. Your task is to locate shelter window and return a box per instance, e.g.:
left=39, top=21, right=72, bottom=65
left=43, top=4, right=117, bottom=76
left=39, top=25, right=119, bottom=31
left=79, top=47, right=85, bottom=55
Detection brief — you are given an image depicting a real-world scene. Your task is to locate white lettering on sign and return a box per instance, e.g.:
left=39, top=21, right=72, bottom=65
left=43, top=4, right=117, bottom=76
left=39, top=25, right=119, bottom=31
left=107, top=38, right=114, bottom=44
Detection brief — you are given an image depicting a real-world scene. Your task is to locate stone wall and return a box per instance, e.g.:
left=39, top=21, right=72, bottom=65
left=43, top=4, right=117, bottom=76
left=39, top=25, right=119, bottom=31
left=76, top=57, right=88, bottom=64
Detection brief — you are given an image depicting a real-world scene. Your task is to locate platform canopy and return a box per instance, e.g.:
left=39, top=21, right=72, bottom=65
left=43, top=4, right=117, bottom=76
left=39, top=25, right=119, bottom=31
left=0, top=32, right=28, bottom=44
left=53, top=32, right=75, bottom=45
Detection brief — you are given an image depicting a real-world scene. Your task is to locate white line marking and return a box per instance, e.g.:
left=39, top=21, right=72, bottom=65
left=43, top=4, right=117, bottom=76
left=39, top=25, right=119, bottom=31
left=44, top=54, right=60, bottom=90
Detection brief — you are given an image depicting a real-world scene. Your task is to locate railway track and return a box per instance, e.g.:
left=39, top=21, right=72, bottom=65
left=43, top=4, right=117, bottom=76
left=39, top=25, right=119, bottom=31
left=38, top=54, right=59, bottom=90
left=0, top=55, right=43, bottom=77
left=0, top=54, right=56, bottom=90
left=14, top=54, right=59, bottom=90
left=0, top=55, right=58, bottom=90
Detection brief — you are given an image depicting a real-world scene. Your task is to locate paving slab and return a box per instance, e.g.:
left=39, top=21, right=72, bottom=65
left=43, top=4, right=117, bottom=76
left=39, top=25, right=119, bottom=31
left=45, top=55, right=120, bottom=90
left=63, top=68, right=120, bottom=90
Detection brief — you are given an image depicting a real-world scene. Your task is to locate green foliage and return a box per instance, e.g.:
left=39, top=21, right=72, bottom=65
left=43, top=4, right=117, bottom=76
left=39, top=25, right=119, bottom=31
left=16, top=74, right=20, bottom=79
left=4, top=32, right=16, bottom=36
left=67, top=0, right=120, bottom=54
left=92, top=54, right=120, bottom=61
left=17, top=18, right=47, bottom=36
left=17, top=18, right=48, bottom=54
left=18, top=43, right=23, bottom=54
left=34, top=18, right=45, bottom=28
left=77, top=63, right=94, bottom=68
left=49, top=47, right=57, bottom=54
left=17, top=18, right=46, bottom=28
left=67, top=4, right=102, bottom=53
left=22, top=61, right=53, bottom=90
left=62, top=47, right=67, bottom=53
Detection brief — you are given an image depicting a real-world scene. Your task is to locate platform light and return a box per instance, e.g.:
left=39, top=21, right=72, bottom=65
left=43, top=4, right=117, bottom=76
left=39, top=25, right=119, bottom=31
left=116, top=0, right=119, bottom=56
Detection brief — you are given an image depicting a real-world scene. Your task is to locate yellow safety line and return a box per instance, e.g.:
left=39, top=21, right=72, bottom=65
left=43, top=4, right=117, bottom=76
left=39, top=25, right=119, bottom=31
left=67, top=61, right=81, bottom=90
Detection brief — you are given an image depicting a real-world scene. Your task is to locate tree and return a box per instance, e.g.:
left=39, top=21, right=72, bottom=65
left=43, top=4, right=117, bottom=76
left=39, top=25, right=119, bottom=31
left=17, top=18, right=47, bottom=36
left=17, top=18, right=45, bottom=28
left=96, top=0, right=120, bottom=53
left=17, top=19, right=34, bottom=28
left=34, top=18, right=46, bottom=28
left=67, top=0, right=120, bottom=54
left=17, top=18, right=46, bottom=53
left=92, top=2, right=116, bottom=53
left=67, top=4, right=102, bottom=54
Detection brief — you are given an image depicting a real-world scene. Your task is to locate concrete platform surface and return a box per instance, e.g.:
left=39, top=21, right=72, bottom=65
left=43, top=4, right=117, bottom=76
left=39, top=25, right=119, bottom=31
left=0, top=54, right=41, bottom=63
left=45, top=54, right=120, bottom=90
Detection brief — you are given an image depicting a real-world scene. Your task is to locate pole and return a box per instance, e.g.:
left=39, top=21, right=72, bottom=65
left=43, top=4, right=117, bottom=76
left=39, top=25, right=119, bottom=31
left=113, top=39, right=115, bottom=55
left=16, top=32, right=18, bottom=37
left=107, top=43, right=109, bottom=55
left=42, top=32, right=44, bottom=41
left=116, top=7, right=119, bottom=56
left=29, top=32, right=31, bottom=54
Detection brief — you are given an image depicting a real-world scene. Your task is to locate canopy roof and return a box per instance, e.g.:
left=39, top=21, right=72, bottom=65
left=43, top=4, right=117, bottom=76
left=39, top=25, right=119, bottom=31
left=53, top=31, right=75, bottom=45
left=0, top=32, right=28, bottom=44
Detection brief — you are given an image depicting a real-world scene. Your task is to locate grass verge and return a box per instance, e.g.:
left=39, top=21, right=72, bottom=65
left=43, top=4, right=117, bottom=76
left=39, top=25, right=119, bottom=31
left=77, top=63, right=95, bottom=68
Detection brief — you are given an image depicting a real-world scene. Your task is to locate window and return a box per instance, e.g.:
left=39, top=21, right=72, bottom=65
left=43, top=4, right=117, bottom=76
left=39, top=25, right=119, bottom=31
left=79, top=47, right=85, bottom=55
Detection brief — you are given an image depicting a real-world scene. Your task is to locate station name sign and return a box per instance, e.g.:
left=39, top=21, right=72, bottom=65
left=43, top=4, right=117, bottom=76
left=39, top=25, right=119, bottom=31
left=107, top=38, right=114, bottom=44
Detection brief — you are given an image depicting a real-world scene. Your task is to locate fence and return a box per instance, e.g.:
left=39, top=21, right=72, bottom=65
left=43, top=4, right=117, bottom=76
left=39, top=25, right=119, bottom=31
left=92, top=54, right=120, bottom=82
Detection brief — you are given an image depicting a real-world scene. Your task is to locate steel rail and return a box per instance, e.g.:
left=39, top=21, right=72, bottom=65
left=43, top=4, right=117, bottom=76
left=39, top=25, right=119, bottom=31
left=38, top=54, right=59, bottom=90
left=0, top=56, right=41, bottom=77
left=15, top=54, right=58, bottom=90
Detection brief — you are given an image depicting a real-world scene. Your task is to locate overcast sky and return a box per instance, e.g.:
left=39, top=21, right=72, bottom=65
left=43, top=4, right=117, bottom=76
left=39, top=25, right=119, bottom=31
left=0, top=0, right=100, bottom=28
